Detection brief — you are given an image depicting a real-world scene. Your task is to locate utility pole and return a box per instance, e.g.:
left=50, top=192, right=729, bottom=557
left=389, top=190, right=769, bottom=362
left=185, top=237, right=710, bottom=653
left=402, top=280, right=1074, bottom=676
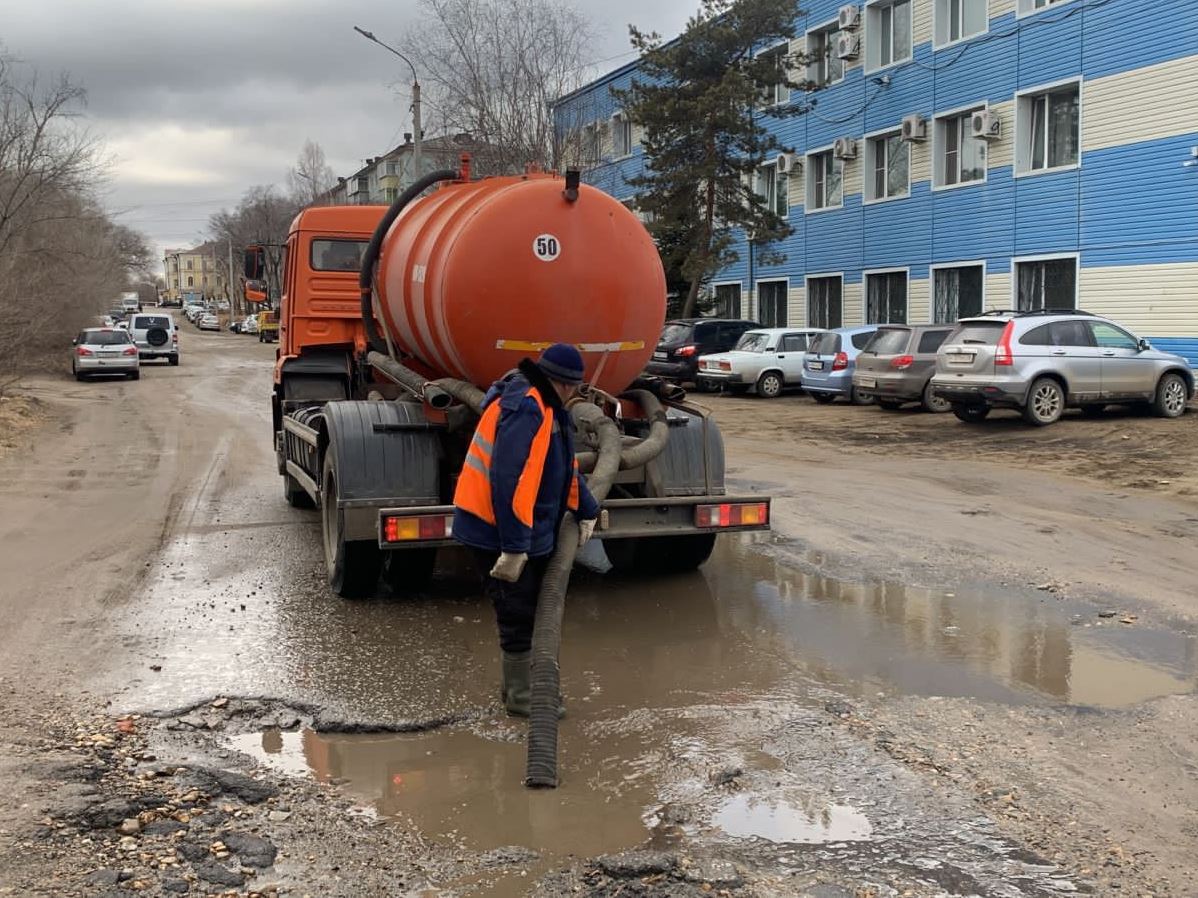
left=353, top=26, right=422, bottom=182
left=227, top=238, right=236, bottom=319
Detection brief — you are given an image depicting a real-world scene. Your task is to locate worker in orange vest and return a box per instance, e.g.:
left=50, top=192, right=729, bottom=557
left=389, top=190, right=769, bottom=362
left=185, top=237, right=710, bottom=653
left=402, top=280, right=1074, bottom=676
left=452, top=343, right=600, bottom=716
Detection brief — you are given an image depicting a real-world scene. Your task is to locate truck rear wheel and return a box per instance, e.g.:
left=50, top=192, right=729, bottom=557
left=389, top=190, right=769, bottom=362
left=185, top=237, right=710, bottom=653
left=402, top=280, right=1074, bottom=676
left=604, top=533, right=717, bottom=576
left=321, top=443, right=381, bottom=599
left=283, top=472, right=314, bottom=509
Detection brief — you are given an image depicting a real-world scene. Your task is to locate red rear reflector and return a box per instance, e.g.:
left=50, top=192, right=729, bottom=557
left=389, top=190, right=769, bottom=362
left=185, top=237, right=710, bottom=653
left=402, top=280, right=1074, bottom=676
left=890, top=354, right=914, bottom=370
left=832, top=352, right=849, bottom=371
left=995, top=321, right=1015, bottom=366
left=383, top=514, right=453, bottom=543
left=695, top=502, right=769, bottom=528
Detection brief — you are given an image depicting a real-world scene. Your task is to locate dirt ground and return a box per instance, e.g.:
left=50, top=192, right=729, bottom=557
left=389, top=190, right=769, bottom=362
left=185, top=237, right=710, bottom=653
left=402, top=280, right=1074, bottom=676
left=1, top=335, right=1196, bottom=897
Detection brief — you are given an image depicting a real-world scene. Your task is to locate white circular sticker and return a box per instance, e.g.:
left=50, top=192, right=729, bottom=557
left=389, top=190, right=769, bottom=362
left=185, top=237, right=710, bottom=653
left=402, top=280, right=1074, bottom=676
left=533, top=234, right=561, bottom=262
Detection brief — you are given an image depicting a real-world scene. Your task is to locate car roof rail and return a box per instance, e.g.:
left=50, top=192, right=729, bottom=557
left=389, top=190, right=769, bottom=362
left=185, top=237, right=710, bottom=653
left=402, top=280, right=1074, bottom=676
left=1013, top=308, right=1097, bottom=318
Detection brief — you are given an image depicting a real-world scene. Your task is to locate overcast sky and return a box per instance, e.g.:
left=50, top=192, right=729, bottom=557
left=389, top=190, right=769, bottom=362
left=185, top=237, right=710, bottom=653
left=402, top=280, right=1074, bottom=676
left=3, top=0, right=694, bottom=261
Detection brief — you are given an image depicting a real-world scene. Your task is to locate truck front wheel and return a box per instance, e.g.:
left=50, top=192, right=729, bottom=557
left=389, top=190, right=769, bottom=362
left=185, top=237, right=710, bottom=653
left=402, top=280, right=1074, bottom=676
left=321, top=445, right=381, bottom=599
left=604, top=533, right=717, bottom=576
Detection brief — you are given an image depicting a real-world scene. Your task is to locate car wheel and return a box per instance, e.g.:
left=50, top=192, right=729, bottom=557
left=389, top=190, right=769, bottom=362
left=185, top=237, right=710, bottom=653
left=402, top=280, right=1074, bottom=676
left=756, top=371, right=783, bottom=399
left=811, top=392, right=836, bottom=405
left=321, top=445, right=381, bottom=599
left=1080, top=404, right=1107, bottom=418
left=1152, top=372, right=1189, bottom=419
left=850, top=386, right=875, bottom=406
left=877, top=400, right=904, bottom=411
left=921, top=381, right=951, bottom=413
left=1022, top=377, right=1065, bottom=426
left=952, top=403, right=990, bottom=423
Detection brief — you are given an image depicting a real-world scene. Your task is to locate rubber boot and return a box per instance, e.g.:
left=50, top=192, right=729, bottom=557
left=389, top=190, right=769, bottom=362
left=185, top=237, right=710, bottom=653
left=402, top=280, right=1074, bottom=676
left=500, top=651, right=566, bottom=719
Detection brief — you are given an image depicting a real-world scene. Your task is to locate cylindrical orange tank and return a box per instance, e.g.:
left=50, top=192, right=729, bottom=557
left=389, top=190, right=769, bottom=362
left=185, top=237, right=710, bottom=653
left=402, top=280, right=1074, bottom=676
left=376, top=173, right=666, bottom=395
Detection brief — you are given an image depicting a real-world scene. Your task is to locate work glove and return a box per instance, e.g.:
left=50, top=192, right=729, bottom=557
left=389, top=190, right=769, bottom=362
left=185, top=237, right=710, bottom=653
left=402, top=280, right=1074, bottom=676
left=578, top=518, right=596, bottom=548
left=490, top=551, right=528, bottom=583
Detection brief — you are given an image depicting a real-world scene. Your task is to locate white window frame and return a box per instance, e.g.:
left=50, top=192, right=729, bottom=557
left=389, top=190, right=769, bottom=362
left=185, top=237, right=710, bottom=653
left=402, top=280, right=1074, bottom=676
left=711, top=281, right=744, bottom=319
left=804, top=146, right=843, bottom=214
left=934, top=0, right=989, bottom=49
left=1015, top=78, right=1082, bottom=178
left=756, top=41, right=791, bottom=108
left=581, top=122, right=602, bottom=165
left=756, top=162, right=790, bottom=218
left=805, top=272, right=845, bottom=329
left=863, top=126, right=910, bottom=204
left=755, top=277, right=791, bottom=329
left=1010, top=253, right=1080, bottom=310
left=929, top=259, right=988, bottom=323
left=611, top=112, right=634, bottom=159
left=1017, top=0, right=1077, bottom=18
left=863, top=266, right=910, bottom=325
left=865, top=0, right=914, bottom=74
left=805, top=18, right=845, bottom=88
left=932, top=101, right=990, bottom=191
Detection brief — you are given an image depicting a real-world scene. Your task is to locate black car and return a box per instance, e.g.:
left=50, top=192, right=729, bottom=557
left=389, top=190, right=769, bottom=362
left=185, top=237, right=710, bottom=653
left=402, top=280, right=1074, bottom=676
left=646, top=318, right=761, bottom=387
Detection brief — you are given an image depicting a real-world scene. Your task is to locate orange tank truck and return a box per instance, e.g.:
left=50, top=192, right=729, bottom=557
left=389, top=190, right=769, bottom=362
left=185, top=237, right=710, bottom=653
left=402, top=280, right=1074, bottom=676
left=255, top=160, right=770, bottom=599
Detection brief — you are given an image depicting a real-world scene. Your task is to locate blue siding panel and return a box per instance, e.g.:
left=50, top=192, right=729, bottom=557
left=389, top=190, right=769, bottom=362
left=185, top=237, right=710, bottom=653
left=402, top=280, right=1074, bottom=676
left=863, top=184, right=933, bottom=270
left=1149, top=339, right=1198, bottom=368
left=933, top=170, right=1016, bottom=263
left=1014, top=169, right=1081, bottom=256
left=1017, top=7, right=1083, bottom=88
left=1084, top=0, right=1198, bottom=78
left=930, top=15, right=1019, bottom=112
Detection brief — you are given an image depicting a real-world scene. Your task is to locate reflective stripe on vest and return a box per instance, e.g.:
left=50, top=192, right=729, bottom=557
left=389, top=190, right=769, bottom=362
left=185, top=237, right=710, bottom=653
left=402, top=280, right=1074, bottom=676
left=567, top=457, right=581, bottom=513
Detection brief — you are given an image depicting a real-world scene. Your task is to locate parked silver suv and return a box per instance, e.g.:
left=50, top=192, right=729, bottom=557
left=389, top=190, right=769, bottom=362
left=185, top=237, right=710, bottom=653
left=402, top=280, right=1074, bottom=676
left=931, top=310, right=1194, bottom=426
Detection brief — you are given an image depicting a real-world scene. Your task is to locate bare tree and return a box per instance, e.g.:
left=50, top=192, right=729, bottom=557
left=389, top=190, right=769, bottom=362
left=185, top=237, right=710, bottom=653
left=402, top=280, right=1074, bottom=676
left=402, top=0, right=594, bottom=174
left=287, top=139, right=337, bottom=207
left=209, top=186, right=300, bottom=309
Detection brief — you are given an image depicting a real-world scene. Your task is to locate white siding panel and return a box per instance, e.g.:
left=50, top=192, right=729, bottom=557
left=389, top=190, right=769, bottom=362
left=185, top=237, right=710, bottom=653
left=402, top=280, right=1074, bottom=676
left=788, top=167, right=806, bottom=209
left=844, top=281, right=864, bottom=326
left=911, top=139, right=931, bottom=185
left=990, top=0, right=1016, bottom=17
left=843, top=157, right=863, bottom=198
left=986, top=100, right=1016, bottom=170
left=1084, top=55, right=1198, bottom=152
left=914, top=0, right=933, bottom=47
left=1080, top=263, right=1198, bottom=337
left=789, top=285, right=807, bottom=327
left=986, top=272, right=1011, bottom=311
left=909, top=278, right=930, bottom=323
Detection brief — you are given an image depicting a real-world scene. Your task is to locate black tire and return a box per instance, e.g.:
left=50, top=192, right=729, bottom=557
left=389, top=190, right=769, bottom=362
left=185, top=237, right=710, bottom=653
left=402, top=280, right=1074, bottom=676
left=1022, top=377, right=1065, bottom=426
left=921, top=381, right=951, bottom=414
left=283, top=472, right=314, bottom=509
left=169, top=354, right=179, bottom=366
left=850, top=386, right=875, bottom=406
left=811, top=392, right=836, bottom=405
left=382, top=549, right=437, bottom=594
left=605, top=533, right=717, bottom=576
left=952, top=403, right=991, bottom=423
left=146, top=326, right=169, bottom=347
left=1080, top=404, right=1107, bottom=418
left=756, top=371, right=784, bottom=399
left=877, top=400, right=905, bottom=411
left=74, top=371, right=87, bottom=382
left=1152, top=372, right=1188, bottom=419
left=321, top=445, right=381, bottom=599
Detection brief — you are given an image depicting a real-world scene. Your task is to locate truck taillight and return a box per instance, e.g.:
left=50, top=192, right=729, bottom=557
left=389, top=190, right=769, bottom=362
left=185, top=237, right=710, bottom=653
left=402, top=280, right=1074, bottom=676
left=675, top=345, right=697, bottom=358
left=995, top=321, right=1016, bottom=366
left=890, top=354, right=914, bottom=370
left=695, top=502, right=769, bottom=528
left=831, top=352, right=849, bottom=371
left=76, top=346, right=94, bottom=356
left=383, top=514, right=453, bottom=543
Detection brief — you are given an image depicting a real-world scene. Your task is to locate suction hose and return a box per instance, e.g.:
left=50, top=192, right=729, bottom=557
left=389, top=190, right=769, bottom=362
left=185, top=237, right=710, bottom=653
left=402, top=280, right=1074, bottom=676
left=359, top=168, right=460, bottom=354
left=576, top=389, right=671, bottom=474
left=525, top=402, right=622, bottom=788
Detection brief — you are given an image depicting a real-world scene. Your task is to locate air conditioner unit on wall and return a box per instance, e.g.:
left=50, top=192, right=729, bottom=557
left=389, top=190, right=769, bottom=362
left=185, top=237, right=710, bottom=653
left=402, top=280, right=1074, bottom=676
left=834, top=137, right=858, bottom=160
left=971, top=108, right=1002, bottom=140
left=901, top=113, right=927, bottom=142
left=838, top=4, right=861, bottom=30
left=776, top=153, right=796, bottom=174
left=836, top=32, right=860, bottom=60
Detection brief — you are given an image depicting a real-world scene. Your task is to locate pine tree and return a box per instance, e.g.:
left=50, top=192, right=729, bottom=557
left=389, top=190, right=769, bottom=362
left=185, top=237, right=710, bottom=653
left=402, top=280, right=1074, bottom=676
left=616, top=0, right=810, bottom=317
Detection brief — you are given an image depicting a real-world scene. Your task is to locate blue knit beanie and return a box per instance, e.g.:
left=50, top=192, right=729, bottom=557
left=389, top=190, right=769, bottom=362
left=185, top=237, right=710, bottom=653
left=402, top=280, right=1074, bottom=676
left=537, top=343, right=585, bottom=385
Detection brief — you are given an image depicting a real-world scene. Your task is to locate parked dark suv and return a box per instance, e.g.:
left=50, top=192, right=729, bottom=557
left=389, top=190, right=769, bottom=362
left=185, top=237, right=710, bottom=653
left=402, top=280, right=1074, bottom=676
left=646, top=318, right=761, bottom=387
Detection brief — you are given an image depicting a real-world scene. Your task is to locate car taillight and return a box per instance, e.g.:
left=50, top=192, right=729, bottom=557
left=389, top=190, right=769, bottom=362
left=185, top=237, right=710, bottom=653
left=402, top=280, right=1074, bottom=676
left=76, top=346, right=94, bottom=356
left=675, top=345, right=698, bottom=358
left=382, top=514, right=454, bottom=544
left=832, top=352, right=849, bottom=371
left=719, top=361, right=731, bottom=372
left=995, top=321, right=1016, bottom=367
left=122, top=346, right=138, bottom=356
left=695, top=502, right=769, bottom=528
left=890, top=354, right=914, bottom=370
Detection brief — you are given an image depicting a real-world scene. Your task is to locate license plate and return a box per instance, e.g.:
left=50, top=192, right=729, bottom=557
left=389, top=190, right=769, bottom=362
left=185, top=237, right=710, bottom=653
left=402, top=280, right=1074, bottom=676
left=857, top=377, right=876, bottom=388
left=653, top=351, right=667, bottom=361
left=947, top=353, right=974, bottom=364
left=100, top=351, right=120, bottom=358
left=808, top=360, right=824, bottom=371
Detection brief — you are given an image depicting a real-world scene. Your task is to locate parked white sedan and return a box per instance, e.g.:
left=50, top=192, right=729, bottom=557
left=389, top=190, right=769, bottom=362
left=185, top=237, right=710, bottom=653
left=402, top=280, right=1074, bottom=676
left=697, top=327, right=826, bottom=398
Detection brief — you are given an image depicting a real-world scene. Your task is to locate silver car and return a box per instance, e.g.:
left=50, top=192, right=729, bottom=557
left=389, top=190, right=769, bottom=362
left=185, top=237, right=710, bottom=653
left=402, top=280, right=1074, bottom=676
left=127, top=312, right=179, bottom=366
left=72, top=328, right=140, bottom=381
left=931, top=310, right=1194, bottom=426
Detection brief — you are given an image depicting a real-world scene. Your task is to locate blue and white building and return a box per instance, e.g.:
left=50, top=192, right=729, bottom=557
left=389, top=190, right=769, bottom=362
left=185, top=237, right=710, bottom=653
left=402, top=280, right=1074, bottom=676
left=553, top=0, right=1198, bottom=361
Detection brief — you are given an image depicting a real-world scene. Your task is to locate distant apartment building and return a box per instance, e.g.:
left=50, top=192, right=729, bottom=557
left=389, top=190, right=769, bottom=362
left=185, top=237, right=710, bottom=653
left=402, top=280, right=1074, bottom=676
left=554, top=0, right=1198, bottom=362
left=321, top=133, right=482, bottom=206
left=163, top=243, right=227, bottom=302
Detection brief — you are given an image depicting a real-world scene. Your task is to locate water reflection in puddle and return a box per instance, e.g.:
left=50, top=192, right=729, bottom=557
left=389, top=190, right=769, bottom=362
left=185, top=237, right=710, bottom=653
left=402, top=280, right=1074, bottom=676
left=713, top=795, right=872, bottom=844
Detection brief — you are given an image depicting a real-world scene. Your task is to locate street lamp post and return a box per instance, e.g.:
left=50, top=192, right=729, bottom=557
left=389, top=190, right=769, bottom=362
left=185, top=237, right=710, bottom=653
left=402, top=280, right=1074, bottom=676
left=353, top=26, right=422, bottom=181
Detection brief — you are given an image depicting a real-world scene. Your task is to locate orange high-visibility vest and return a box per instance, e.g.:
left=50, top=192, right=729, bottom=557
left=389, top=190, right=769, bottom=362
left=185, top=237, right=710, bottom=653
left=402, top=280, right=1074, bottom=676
left=454, top=386, right=580, bottom=529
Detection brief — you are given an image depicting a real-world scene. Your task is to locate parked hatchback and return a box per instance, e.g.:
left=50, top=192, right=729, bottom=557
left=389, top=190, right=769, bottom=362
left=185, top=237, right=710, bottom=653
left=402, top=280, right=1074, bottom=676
left=697, top=328, right=825, bottom=397
left=801, top=326, right=879, bottom=404
left=72, top=328, right=140, bottom=381
left=931, top=310, right=1195, bottom=426
left=127, top=312, right=179, bottom=366
left=853, top=324, right=955, bottom=412
left=647, top=318, right=761, bottom=387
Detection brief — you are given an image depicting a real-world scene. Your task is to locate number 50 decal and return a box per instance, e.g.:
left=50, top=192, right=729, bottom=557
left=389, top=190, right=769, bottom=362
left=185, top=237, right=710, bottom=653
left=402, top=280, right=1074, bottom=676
left=533, top=234, right=561, bottom=262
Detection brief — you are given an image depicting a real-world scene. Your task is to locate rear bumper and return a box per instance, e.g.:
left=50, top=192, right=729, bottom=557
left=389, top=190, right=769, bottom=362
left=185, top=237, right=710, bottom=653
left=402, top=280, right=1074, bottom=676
left=77, top=358, right=138, bottom=373
left=801, top=370, right=853, bottom=396
left=853, top=372, right=923, bottom=400
left=931, top=378, right=1025, bottom=406
left=646, top=360, right=695, bottom=381
left=695, top=370, right=747, bottom=385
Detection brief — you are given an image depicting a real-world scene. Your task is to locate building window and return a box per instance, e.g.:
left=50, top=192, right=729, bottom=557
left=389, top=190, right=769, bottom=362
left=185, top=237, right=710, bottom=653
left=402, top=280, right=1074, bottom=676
left=866, top=271, right=908, bottom=323
left=935, top=0, right=987, bottom=46
left=866, top=0, right=912, bottom=71
left=611, top=113, right=634, bottom=157
left=582, top=123, right=601, bottom=164
left=382, top=187, right=397, bottom=203
left=1016, top=257, right=1077, bottom=310
left=384, top=160, right=398, bottom=176
left=714, top=284, right=742, bottom=318
left=187, top=276, right=194, bottom=287
left=935, top=109, right=987, bottom=187
left=807, top=23, right=844, bottom=87
left=756, top=163, right=789, bottom=218
left=186, top=260, right=193, bottom=270
left=807, top=276, right=843, bottom=329
left=757, top=43, right=789, bottom=108
left=1017, top=82, right=1080, bottom=174
left=758, top=281, right=788, bottom=327
left=865, top=131, right=909, bottom=201
left=933, top=264, right=984, bottom=322
left=1019, top=0, right=1074, bottom=14
left=806, top=151, right=842, bottom=211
